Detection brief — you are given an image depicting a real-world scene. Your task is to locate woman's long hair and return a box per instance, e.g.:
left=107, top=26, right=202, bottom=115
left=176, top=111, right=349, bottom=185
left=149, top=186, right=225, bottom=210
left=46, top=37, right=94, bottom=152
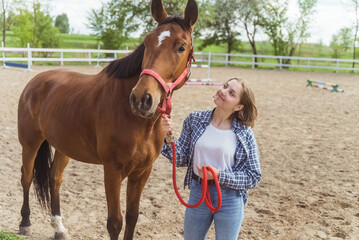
left=229, top=78, right=258, bottom=128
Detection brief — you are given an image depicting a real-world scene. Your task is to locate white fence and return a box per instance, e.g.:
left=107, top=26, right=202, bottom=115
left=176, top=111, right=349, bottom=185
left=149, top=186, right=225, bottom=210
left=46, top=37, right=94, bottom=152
left=1, top=42, right=359, bottom=73
left=205, top=52, right=359, bottom=73
left=0, top=42, right=132, bottom=71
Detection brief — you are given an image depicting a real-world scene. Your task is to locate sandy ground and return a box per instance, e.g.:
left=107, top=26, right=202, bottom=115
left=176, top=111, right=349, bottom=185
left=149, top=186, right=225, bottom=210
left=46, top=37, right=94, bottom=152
left=0, top=65, right=358, bottom=240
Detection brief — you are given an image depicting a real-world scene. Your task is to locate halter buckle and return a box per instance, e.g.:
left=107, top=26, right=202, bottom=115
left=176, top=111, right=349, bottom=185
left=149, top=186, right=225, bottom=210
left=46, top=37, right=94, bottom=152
left=186, top=68, right=192, bottom=79
left=165, top=133, right=174, bottom=143
left=166, top=90, right=171, bottom=98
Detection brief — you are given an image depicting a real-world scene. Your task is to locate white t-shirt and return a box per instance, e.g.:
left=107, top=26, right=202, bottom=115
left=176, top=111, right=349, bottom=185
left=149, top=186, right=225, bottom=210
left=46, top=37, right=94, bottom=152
left=193, top=123, right=236, bottom=176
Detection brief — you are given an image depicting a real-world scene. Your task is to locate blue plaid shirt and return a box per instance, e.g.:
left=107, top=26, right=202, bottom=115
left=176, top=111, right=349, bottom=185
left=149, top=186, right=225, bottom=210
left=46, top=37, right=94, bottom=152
left=161, top=109, right=261, bottom=205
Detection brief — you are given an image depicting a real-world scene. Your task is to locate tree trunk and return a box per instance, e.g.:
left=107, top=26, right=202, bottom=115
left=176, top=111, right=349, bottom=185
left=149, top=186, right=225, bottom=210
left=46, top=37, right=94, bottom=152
left=352, top=5, right=358, bottom=70
left=353, top=31, right=357, bottom=70
left=249, top=40, right=258, bottom=68
left=2, top=0, right=5, bottom=46
left=225, top=22, right=232, bottom=63
left=227, top=40, right=232, bottom=63
left=32, top=2, right=37, bottom=47
left=244, top=22, right=258, bottom=68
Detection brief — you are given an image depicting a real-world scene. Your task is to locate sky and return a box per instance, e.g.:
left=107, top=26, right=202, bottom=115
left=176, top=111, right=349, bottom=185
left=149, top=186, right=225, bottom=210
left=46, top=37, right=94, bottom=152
left=49, top=0, right=357, bottom=46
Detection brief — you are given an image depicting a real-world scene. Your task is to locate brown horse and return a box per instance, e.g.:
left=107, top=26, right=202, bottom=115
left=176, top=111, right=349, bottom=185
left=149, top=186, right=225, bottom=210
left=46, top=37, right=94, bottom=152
left=17, top=0, right=198, bottom=239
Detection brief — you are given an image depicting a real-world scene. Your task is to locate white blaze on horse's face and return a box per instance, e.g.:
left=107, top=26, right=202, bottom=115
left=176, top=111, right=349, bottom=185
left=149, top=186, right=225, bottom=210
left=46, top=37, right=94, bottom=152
left=157, top=30, right=171, bottom=47
left=129, top=0, right=198, bottom=119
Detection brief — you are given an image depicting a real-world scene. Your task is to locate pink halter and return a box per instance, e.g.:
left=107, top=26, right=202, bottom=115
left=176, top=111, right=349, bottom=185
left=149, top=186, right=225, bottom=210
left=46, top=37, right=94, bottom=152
left=140, top=45, right=195, bottom=116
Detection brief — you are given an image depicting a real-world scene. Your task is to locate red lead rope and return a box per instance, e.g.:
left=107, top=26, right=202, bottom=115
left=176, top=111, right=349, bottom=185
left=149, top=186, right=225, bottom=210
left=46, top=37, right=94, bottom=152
left=140, top=41, right=222, bottom=212
left=169, top=132, right=222, bottom=213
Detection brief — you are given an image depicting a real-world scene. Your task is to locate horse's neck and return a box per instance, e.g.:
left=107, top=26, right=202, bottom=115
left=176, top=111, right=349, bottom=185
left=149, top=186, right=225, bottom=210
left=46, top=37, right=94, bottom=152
left=100, top=73, right=161, bottom=131
left=95, top=72, right=134, bottom=103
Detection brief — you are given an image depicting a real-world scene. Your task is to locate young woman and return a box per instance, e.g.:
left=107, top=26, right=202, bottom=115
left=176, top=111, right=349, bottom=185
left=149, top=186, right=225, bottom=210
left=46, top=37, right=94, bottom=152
left=161, top=77, right=262, bottom=240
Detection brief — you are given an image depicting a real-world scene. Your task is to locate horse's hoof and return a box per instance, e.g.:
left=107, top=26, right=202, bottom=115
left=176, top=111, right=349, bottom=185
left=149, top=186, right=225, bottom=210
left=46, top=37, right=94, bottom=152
left=54, top=231, right=70, bottom=240
left=19, top=226, right=32, bottom=235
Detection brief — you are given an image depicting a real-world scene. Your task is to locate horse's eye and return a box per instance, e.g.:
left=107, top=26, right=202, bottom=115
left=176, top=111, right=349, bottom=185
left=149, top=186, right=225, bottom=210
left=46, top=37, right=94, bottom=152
left=178, top=45, right=186, bottom=53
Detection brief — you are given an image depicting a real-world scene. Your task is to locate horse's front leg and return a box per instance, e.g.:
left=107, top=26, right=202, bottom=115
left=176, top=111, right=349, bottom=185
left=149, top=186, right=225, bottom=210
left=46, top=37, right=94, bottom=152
left=123, top=166, right=153, bottom=240
left=104, top=162, right=124, bottom=240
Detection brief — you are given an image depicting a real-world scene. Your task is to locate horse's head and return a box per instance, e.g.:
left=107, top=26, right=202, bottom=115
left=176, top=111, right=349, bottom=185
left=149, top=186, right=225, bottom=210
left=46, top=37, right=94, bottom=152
left=129, top=0, right=198, bottom=118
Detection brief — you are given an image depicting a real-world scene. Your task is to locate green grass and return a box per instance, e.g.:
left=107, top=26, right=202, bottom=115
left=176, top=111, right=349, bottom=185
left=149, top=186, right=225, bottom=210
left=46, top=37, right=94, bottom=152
left=1, top=31, right=142, bottom=50
left=2, top=30, right=355, bottom=58
left=60, top=33, right=100, bottom=49
left=59, top=33, right=142, bottom=50
left=2, top=31, right=358, bottom=73
left=196, top=39, right=356, bottom=60
left=0, top=231, right=27, bottom=240
left=1, top=31, right=19, bottom=47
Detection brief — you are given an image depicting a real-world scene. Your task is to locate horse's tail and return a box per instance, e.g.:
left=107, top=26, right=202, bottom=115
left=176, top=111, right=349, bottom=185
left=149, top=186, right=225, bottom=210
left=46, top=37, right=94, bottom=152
left=33, top=140, right=53, bottom=210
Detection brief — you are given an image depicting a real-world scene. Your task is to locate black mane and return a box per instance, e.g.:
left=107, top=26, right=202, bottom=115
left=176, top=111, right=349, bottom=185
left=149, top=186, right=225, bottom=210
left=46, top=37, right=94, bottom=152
left=105, top=15, right=189, bottom=79
left=105, top=43, right=145, bottom=79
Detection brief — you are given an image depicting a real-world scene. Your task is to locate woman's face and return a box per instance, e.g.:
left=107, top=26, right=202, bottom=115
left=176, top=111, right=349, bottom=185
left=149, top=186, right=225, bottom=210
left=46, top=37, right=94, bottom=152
left=214, top=80, right=244, bottom=113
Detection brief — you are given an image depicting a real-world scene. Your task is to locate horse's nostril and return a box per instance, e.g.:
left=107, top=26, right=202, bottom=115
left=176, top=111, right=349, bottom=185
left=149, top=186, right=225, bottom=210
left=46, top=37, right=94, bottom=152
left=129, top=93, right=136, bottom=106
left=141, top=94, right=152, bottom=111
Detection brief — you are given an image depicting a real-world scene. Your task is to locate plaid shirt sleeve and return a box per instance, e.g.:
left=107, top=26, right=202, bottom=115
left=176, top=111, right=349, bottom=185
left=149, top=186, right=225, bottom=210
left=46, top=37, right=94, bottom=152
left=161, top=113, right=193, bottom=167
left=218, top=128, right=262, bottom=190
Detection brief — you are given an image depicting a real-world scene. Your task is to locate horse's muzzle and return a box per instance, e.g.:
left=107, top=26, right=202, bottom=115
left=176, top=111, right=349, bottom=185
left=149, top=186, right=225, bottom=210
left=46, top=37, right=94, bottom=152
left=129, top=92, right=155, bottom=118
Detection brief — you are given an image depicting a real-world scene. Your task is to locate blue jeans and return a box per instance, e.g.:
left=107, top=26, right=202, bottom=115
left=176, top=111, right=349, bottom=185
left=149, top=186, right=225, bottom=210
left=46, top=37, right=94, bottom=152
left=184, top=179, right=244, bottom=240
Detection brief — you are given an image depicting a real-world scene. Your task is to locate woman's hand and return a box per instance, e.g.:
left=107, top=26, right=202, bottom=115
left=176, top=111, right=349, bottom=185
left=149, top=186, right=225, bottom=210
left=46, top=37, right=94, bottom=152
left=196, top=164, right=220, bottom=180
left=162, top=115, right=174, bottom=134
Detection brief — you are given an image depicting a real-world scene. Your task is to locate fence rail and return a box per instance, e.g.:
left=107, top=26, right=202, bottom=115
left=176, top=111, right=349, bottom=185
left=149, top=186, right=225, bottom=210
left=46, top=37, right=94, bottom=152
left=203, top=52, right=359, bottom=73
left=1, top=42, right=359, bottom=73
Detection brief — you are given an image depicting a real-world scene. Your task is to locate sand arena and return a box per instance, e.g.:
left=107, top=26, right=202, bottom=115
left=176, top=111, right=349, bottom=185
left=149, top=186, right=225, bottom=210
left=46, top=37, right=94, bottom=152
left=0, top=66, right=358, bottom=239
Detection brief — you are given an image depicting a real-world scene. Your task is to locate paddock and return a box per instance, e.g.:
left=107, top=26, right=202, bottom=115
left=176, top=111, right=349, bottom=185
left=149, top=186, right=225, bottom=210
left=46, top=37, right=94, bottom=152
left=0, top=66, right=358, bottom=239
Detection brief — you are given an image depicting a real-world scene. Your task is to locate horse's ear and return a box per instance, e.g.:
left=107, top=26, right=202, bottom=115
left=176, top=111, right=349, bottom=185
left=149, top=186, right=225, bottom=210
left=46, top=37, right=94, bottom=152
left=151, top=0, right=168, bottom=24
left=184, top=0, right=198, bottom=30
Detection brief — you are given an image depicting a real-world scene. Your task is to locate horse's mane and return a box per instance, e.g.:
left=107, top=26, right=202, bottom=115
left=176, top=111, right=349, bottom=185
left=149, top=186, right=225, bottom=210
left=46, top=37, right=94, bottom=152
left=105, top=43, right=145, bottom=79
left=159, top=15, right=190, bottom=31
left=105, top=15, right=189, bottom=79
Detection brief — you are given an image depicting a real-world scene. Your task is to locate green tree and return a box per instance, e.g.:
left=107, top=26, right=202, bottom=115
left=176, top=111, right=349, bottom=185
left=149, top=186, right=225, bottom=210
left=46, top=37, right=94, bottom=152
left=339, top=27, right=353, bottom=52
left=341, top=0, right=359, bottom=68
left=35, top=12, right=61, bottom=49
left=88, top=0, right=213, bottom=51
left=297, top=0, right=318, bottom=44
left=330, top=27, right=353, bottom=58
left=200, top=0, right=242, bottom=57
left=259, top=0, right=317, bottom=64
left=238, top=0, right=264, bottom=67
left=87, top=0, right=143, bottom=50
left=55, top=13, right=69, bottom=33
left=12, top=1, right=60, bottom=49
left=158, top=0, right=186, bottom=15
left=12, top=9, right=33, bottom=46
left=29, top=0, right=53, bottom=47
left=5, top=9, right=15, bottom=30
left=192, top=0, right=215, bottom=40
left=330, top=34, right=342, bottom=58
left=296, top=0, right=318, bottom=57
left=1, top=0, right=10, bottom=45
left=1, top=0, right=22, bottom=46
left=259, top=0, right=292, bottom=58
left=316, top=39, right=324, bottom=57
left=138, top=0, right=213, bottom=40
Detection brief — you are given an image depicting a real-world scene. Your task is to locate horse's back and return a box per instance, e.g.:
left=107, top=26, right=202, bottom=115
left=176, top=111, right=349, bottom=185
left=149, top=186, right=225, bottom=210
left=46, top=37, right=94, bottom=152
left=18, top=70, right=103, bottom=163
left=20, top=69, right=101, bottom=116
left=21, top=70, right=94, bottom=103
